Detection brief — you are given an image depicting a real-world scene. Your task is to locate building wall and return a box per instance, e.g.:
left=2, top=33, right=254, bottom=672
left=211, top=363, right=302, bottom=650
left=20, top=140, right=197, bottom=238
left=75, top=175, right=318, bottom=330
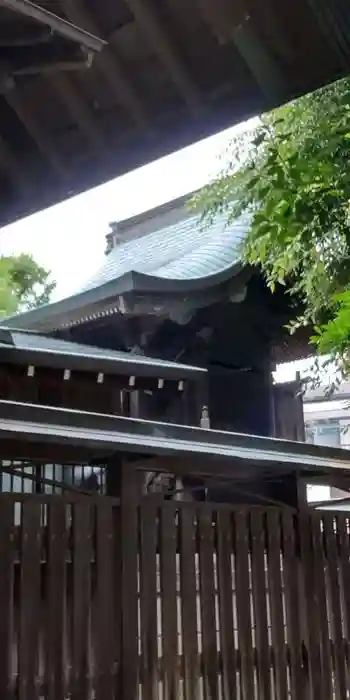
left=304, top=398, right=350, bottom=507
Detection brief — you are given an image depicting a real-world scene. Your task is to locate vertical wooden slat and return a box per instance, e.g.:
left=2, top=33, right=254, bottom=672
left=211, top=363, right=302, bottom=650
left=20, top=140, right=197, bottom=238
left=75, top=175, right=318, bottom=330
left=140, top=501, right=159, bottom=700
left=180, top=506, right=199, bottom=700
left=198, top=509, right=218, bottom=700
left=323, top=515, right=348, bottom=700
left=233, top=510, right=254, bottom=700
left=266, top=510, right=288, bottom=700
left=112, top=502, right=122, bottom=698
left=18, top=501, right=42, bottom=700
left=95, top=503, right=115, bottom=700
left=250, top=510, right=270, bottom=700
left=217, top=510, right=236, bottom=700
left=160, top=504, right=179, bottom=700
left=299, top=511, right=323, bottom=700
left=45, top=500, right=67, bottom=700
left=121, top=463, right=139, bottom=700
left=281, top=512, right=305, bottom=700
left=0, top=500, right=14, bottom=698
left=337, top=515, right=350, bottom=652
left=310, top=514, right=333, bottom=700
left=71, top=501, right=92, bottom=700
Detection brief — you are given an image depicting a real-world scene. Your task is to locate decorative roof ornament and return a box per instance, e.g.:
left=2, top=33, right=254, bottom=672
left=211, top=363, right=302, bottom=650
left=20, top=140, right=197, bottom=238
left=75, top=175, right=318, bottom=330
left=200, top=405, right=211, bottom=429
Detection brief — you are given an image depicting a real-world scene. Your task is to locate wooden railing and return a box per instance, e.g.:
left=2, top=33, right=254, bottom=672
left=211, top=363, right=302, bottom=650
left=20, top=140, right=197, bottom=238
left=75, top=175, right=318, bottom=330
left=0, top=494, right=349, bottom=699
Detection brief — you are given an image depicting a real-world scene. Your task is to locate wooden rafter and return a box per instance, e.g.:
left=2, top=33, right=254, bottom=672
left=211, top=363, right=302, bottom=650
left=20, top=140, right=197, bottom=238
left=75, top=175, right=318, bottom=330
left=5, top=87, right=67, bottom=179
left=123, top=0, right=202, bottom=114
left=195, top=0, right=248, bottom=45
left=61, top=0, right=148, bottom=128
left=196, top=0, right=286, bottom=100
left=0, top=0, right=105, bottom=52
left=49, top=72, right=106, bottom=152
left=250, top=0, right=294, bottom=61
left=233, top=20, right=287, bottom=100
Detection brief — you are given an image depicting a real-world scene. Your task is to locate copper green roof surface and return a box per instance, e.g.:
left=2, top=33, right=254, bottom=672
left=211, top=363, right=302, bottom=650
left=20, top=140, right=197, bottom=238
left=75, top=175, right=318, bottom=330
left=82, top=210, right=248, bottom=292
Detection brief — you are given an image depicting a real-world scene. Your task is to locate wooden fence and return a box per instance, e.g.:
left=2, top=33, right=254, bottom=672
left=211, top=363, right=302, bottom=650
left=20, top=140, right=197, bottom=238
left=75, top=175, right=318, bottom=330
left=0, top=494, right=350, bottom=699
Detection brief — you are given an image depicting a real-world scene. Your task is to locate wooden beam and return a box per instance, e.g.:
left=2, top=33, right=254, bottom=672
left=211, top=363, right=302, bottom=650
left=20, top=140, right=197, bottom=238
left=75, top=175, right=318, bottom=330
left=61, top=0, right=148, bottom=128
left=5, top=87, right=67, bottom=179
left=250, top=0, right=293, bottom=62
left=196, top=0, right=286, bottom=100
left=123, top=0, right=202, bottom=114
left=121, top=454, right=271, bottom=482
left=49, top=72, right=107, bottom=152
left=0, top=438, right=101, bottom=463
left=0, top=0, right=105, bottom=52
left=233, top=20, right=287, bottom=101
left=195, top=0, right=247, bottom=45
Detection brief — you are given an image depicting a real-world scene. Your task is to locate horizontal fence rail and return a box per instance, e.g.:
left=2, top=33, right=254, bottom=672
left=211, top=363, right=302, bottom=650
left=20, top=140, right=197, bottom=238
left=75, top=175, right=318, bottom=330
left=0, top=460, right=107, bottom=498
left=0, top=494, right=349, bottom=699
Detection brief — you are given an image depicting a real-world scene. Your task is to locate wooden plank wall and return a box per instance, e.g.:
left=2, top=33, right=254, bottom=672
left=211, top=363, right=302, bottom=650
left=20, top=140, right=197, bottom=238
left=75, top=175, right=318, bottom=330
left=1, top=495, right=350, bottom=699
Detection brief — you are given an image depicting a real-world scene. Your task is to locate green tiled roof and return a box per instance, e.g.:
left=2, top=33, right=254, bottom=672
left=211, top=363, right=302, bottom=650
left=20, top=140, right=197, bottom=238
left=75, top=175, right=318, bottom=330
left=82, top=210, right=248, bottom=292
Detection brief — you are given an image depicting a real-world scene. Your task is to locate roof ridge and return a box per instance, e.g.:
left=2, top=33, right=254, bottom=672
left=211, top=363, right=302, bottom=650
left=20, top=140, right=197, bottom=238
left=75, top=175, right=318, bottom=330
left=115, top=188, right=201, bottom=234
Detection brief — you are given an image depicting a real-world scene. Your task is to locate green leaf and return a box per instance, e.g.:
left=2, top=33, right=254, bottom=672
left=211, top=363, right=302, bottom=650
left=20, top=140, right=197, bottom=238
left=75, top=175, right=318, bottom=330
left=276, top=199, right=291, bottom=217
left=197, top=75, right=350, bottom=378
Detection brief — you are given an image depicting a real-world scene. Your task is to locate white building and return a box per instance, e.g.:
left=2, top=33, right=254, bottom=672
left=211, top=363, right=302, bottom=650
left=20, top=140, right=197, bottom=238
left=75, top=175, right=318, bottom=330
left=303, top=381, right=350, bottom=507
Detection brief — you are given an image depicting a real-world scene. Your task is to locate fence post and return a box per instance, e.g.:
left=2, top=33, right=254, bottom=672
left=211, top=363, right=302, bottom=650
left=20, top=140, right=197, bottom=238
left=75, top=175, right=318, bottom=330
left=121, top=460, right=139, bottom=700
left=106, top=455, right=123, bottom=496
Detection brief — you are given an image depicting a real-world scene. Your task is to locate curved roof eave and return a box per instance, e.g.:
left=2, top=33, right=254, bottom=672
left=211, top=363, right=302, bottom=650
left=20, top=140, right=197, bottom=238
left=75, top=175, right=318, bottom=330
left=1, top=260, right=245, bottom=332
left=130, top=261, right=244, bottom=292
left=1, top=271, right=136, bottom=331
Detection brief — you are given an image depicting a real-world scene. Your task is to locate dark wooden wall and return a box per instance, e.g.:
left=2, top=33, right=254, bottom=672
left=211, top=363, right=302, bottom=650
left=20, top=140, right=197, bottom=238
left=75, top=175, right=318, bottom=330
left=273, top=380, right=305, bottom=441
left=207, top=367, right=272, bottom=435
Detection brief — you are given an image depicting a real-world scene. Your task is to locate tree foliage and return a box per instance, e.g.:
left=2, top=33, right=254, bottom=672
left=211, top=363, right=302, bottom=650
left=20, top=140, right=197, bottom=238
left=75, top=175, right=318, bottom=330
left=0, top=253, right=55, bottom=317
left=194, top=77, right=350, bottom=379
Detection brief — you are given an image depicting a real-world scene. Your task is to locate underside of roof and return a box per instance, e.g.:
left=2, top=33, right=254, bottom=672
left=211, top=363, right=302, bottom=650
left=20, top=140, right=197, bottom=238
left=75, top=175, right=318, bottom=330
left=0, top=0, right=349, bottom=224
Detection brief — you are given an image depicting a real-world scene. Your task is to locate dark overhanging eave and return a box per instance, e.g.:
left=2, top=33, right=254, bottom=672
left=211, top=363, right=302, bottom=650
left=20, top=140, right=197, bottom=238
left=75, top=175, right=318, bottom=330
left=0, top=0, right=349, bottom=225
left=0, top=399, right=349, bottom=477
left=0, top=342, right=206, bottom=380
